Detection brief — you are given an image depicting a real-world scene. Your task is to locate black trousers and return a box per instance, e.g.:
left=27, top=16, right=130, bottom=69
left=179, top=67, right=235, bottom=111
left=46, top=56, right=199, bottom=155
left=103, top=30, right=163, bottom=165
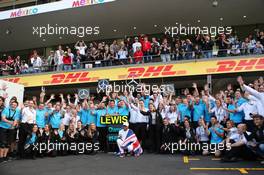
left=147, top=125, right=161, bottom=153
left=18, top=123, right=34, bottom=158
left=97, top=127, right=108, bottom=152
left=134, top=123, right=147, bottom=149
left=129, top=123, right=136, bottom=133
left=244, top=120, right=254, bottom=132
left=192, top=121, right=199, bottom=129
left=224, top=145, right=255, bottom=160
left=25, top=145, right=38, bottom=158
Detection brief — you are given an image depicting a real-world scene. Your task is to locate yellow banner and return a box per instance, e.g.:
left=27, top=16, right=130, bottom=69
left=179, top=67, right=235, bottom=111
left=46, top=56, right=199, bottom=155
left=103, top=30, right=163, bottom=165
left=2, top=57, right=264, bottom=87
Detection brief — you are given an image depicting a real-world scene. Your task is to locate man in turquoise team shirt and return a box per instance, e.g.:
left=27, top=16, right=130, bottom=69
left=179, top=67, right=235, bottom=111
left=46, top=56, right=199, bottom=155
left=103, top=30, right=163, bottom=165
left=0, top=101, right=20, bottom=162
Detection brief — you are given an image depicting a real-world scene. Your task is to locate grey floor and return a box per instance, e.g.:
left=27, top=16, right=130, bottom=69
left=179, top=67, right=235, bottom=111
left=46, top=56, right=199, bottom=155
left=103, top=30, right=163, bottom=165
left=0, top=153, right=263, bottom=175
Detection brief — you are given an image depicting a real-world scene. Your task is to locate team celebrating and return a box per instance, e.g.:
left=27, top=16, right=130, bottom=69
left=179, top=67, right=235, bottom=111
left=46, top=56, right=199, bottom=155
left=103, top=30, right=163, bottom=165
left=0, top=76, right=263, bottom=163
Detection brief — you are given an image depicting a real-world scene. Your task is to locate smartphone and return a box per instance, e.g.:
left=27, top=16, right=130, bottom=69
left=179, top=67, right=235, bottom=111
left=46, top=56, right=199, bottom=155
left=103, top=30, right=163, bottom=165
left=41, top=86, right=45, bottom=93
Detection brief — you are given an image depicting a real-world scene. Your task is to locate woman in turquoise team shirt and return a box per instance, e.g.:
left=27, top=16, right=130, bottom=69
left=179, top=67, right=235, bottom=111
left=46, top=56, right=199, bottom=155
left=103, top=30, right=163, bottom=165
left=24, top=124, right=39, bottom=159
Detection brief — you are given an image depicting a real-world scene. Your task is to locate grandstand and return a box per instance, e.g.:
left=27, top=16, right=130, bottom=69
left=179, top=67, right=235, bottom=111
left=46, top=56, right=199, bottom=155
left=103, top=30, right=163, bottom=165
left=0, top=0, right=263, bottom=99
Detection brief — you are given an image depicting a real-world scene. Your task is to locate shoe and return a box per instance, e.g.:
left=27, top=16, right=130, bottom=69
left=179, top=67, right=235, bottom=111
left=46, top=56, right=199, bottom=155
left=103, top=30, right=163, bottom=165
left=16, top=156, right=22, bottom=160
left=3, top=157, right=10, bottom=162
left=134, top=153, right=140, bottom=157
left=119, top=154, right=125, bottom=158
left=0, top=158, right=3, bottom=164
left=221, top=157, right=237, bottom=162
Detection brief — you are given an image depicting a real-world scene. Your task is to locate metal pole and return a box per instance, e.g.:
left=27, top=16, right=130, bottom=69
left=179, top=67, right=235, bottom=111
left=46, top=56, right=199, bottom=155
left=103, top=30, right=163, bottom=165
left=207, top=75, right=212, bottom=93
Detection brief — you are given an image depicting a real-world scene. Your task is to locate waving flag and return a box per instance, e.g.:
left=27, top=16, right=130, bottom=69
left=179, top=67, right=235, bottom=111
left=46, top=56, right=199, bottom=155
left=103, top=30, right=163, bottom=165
left=121, top=129, right=143, bottom=155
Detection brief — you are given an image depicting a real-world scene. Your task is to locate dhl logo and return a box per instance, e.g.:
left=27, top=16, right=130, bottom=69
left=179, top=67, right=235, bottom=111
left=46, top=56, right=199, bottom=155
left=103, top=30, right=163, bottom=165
left=208, top=58, right=264, bottom=73
left=49, top=72, right=91, bottom=84
left=127, top=65, right=177, bottom=78
left=2, top=78, right=20, bottom=84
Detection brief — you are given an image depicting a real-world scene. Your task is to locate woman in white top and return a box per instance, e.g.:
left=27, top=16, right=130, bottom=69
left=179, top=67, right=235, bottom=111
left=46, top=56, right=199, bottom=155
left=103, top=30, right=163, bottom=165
left=165, top=103, right=179, bottom=124
left=117, top=45, right=128, bottom=64
left=75, top=40, right=87, bottom=55
left=55, top=45, right=64, bottom=71
left=210, top=99, right=227, bottom=124
left=69, top=109, right=80, bottom=128
left=157, top=102, right=168, bottom=119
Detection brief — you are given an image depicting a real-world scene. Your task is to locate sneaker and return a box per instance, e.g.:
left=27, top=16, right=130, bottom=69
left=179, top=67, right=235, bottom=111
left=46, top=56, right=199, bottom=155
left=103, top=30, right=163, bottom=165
left=3, top=157, right=10, bottom=162
left=134, top=153, right=140, bottom=157
left=119, top=154, right=125, bottom=158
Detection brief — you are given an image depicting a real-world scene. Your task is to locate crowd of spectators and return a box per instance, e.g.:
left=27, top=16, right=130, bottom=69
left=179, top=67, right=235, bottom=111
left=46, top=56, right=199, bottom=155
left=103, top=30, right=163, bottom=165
left=0, top=31, right=264, bottom=76
left=0, top=75, right=263, bottom=163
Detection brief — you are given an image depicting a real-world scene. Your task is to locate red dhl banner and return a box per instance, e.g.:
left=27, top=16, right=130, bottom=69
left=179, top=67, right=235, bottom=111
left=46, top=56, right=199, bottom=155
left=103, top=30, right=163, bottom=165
left=2, top=57, right=264, bottom=87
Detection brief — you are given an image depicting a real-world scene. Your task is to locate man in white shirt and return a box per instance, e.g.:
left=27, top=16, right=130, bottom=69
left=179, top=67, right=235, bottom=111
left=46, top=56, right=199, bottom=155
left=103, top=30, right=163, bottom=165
left=132, top=37, right=142, bottom=53
left=238, top=76, right=264, bottom=116
left=236, top=93, right=258, bottom=131
left=30, top=55, right=42, bottom=73
left=18, top=100, right=36, bottom=159
left=128, top=103, right=138, bottom=132
left=222, top=124, right=249, bottom=162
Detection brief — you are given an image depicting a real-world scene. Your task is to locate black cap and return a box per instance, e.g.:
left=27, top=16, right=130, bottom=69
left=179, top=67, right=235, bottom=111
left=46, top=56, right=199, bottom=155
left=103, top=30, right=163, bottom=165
left=251, top=114, right=263, bottom=119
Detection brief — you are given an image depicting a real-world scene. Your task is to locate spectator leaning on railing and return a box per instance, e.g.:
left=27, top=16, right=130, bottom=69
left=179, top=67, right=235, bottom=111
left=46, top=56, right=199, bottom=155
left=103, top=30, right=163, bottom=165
left=253, top=41, right=264, bottom=55
left=62, top=51, right=72, bottom=71
left=1, top=30, right=264, bottom=76
left=133, top=47, right=144, bottom=64
left=200, top=35, right=214, bottom=58
left=74, top=40, right=87, bottom=56
left=141, top=36, right=152, bottom=63
left=216, top=34, right=230, bottom=57
left=30, top=52, right=42, bottom=73
left=55, top=45, right=64, bottom=71
left=160, top=38, right=171, bottom=62
left=47, top=50, right=55, bottom=71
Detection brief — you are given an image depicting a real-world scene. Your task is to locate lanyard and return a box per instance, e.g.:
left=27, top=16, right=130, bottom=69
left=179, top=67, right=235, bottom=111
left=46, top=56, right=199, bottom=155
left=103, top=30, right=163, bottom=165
left=7, top=108, right=16, bottom=121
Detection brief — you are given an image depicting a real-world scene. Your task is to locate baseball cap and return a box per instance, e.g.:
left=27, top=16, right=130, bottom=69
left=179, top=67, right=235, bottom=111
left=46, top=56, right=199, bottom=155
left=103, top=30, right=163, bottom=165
left=123, top=122, right=129, bottom=127
left=251, top=114, right=263, bottom=119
